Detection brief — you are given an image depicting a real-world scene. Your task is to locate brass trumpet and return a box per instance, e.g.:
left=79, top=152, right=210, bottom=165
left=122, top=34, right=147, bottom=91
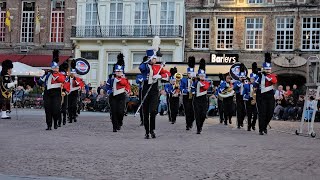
left=173, top=72, right=183, bottom=97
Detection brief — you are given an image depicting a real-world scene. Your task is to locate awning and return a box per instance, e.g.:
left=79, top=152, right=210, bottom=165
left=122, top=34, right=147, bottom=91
left=126, top=63, right=252, bottom=81
left=0, top=62, right=45, bottom=77
left=0, top=54, right=71, bottom=67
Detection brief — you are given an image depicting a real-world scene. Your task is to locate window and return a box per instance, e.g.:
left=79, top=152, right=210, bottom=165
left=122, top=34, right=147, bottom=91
left=245, top=18, right=263, bottom=50
left=132, top=52, right=145, bottom=70
left=302, top=17, right=320, bottom=51
left=50, top=0, right=64, bottom=42
left=21, top=2, right=35, bottom=43
left=161, top=52, right=173, bottom=62
left=276, top=0, right=294, bottom=2
left=0, top=1, right=6, bottom=42
left=217, top=18, right=234, bottom=49
left=134, top=1, right=148, bottom=36
left=81, top=51, right=99, bottom=59
left=248, top=0, right=263, bottom=3
left=218, top=0, right=236, bottom=2
left=110, top=0, right=123, bottom=36
left=85, top=0, right=98, bottom=26
left=193, top=18, right=210, bottom=49
left=160, top=2, right=175, bottom=36
left=107, top=52, right=120, bottom=75
left=276, top=17, right=294, bottom=50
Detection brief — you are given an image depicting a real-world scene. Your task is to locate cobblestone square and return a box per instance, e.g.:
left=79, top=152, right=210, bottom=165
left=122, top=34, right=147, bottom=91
left=0, top=109, right=320, bottom=180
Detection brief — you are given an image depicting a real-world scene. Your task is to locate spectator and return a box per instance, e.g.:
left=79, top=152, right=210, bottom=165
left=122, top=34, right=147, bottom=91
left=292, top=84, right=300, bottom=103
left=284, top=85, right=292, bottom=97
left=92, top=89, right=98, bottom=98
left=294, top=95, right=305, bottom=120
left=304, top=96, right=317, bottom=121
left=274, top=85, right=285, bottom=100
left=207, top=94, right=218, bottom=116
left=86, top=91, right=96, bottom=111
left=24, top=85, right=33, bottom=95
left=274, top=94, right=286, bottom=120
left=158, top=90, right=167, bottom=115
left=13, top=86, right=25, bottom=105
left=282, top=96, right=295, bottom=121
left=97, top=83, right=104, bottom=96
left=96, top=89, right=106, bottom=102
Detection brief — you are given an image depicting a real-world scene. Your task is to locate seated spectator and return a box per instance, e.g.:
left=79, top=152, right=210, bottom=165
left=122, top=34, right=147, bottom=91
left=92, top=89, right=98, bottom=98
left=284, top=85, right=292, bottom=97
left=96, top=89, right=106, bottom=102
left=207, top=94, right=218, bottom=116
left=293, top=95, right=304, bottom=120
left=24, top=85, right=33, bottom=96
left=13, top=86, right=25, bottom=105
left=282, top=96, right=295, bottom=121
left=274, top=94, right=286, bottom=120
left=86, top=91, right=97, bottom=111
left=158, top=90, right=167, bottom=115
left=274, top=85, right=285, bottom=100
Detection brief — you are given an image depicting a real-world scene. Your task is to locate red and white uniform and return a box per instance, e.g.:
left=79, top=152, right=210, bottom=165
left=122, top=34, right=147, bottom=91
left=113, top=76, right=131, bottom=96
left=43, top=72, right=66, bottom=90
left=63, top=77, right=85, bottom=94
left=196, top=80, right=210, bottom=97
left=147, top=64, right=171, bottom=84
left=261, top=73, right=277, bottom=93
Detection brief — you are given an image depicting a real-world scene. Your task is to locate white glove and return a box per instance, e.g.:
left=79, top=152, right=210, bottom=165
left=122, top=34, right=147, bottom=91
left=199, top=82, right=205, bottom=87
left=7, top=81, right=17, bottom=88
left=153, top=74, right=161, bottom=80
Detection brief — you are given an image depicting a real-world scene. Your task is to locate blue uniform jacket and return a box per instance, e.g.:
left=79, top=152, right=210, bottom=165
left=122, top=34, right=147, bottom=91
left=242, top=83, right=251, bottom=101
left=180, top=77, right=189, bottom=95
left=233, top=80, right=242, bottom=94
left=165, top=84, right=175, bottom=95
left=135, top=74, right=143, bottom=90
left=139, top=63, right=150, bottom=81
left=105, top=78, right=114, bottom=95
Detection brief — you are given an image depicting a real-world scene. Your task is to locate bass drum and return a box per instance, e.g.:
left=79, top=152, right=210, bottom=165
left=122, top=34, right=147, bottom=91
left=229, top=62, right=248, bottom=80
left=74, top=58, right=90, bottom=75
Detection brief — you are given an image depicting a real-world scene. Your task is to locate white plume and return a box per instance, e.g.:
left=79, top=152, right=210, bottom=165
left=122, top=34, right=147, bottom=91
left=152, top=36, right=161, bottom=51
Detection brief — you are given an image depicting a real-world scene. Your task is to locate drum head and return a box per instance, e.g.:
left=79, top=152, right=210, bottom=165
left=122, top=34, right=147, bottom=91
left=74, top=58, right=90, bottom=75
left=229, top=62, right=248, bottom=80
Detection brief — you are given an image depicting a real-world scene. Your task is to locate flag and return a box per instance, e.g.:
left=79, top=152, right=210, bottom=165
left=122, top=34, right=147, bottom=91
left=5, top=9, right=11, bottom=32
left=35, top=6, right=40, bottom=34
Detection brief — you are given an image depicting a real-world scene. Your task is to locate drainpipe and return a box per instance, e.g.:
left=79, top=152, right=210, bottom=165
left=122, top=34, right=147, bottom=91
left=182, top=1, right=186, bottom=62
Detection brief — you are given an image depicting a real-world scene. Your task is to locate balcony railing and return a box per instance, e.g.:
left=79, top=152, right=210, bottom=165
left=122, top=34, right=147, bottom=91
left=71, top=25, right=183, bottom=38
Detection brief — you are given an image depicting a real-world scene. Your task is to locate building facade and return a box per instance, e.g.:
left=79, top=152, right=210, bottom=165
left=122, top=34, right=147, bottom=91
left=72, top=0, right=184, bottom=87
left=0, top=0, right=76, bottom=68
left=185, top=0, right=320, bottom=87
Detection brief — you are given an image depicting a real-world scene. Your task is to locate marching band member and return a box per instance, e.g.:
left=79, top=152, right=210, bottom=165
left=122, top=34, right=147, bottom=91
left=0, top=60, right=17, bottom=119
left=243, top=70, right=258, bottom=131
left=165, top=68, right=180, bottom=124
left=216, top=74, right=225, bottom=124
left=219, top=75, right=234, bottom=125
left=58, top=62, right=69, bottom=126
left=66, top=60, right=85, bottom=123
left=257, top=53, right=277, bottom=135
left=192, top=59, right=210, bottom=134
left=135, top=74, right=144, bottom=126
left=180, top=56, right=196, bottom=130
left=233, top=64, right=247, bottom=129
left=139, top=46, right=170, bottom=139
left=106, top=53, right=131, bottom=132
left=38, top=50, right=66, bottom=130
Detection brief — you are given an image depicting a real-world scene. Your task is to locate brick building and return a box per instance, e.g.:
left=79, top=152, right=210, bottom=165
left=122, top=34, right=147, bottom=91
left=0, top=0, right=76, bottom=68
left=185, top=0, right=320, bottom=86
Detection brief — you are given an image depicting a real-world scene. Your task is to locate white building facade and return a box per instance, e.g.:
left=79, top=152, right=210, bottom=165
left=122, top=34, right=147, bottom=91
left=72, top=0, right=185, bottom=87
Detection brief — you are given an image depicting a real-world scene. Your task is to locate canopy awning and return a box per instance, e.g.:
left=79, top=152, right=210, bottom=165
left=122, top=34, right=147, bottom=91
left=0, top=62, right=45, bottom=77
left=126, top=62, right=252, bottom=81
left=0, top=54, right=71, bottom=67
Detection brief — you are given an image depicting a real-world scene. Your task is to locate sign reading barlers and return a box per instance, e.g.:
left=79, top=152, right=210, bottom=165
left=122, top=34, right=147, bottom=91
left=211, top=54, right=239, bottom=64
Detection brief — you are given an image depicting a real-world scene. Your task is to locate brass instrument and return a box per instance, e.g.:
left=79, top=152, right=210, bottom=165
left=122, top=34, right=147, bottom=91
left=173, top=72, right=182, bottom=97
left=218, top=83, right=235, bottom=99
left=188, top=78, right=193, bottom=99
left=250, top=86, right=256, bottom=105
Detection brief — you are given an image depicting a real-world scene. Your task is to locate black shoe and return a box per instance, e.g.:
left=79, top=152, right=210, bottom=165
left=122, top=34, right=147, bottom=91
left=247, top=128, right=251, bottom=131
left=252, top=127, right=256, bottom=131
left=45, top=127, right=52, bottom=130
left=240, top=123, right=243, bottom=127
left=229, top=119, right=232, bottom=124
left=151, top=132, right=156, bottom=138
left=74, top=119, right=77, bottom=122
left=224, top=121, right=228, bottom=125
left=54, top=125, right=58, bottom=129
left=237, top=126, right=241, bottom=129
left=259, top=132, right=264, bottom=135
left=171, top=121, right=175, bottom=124
left=220, top=120, right=223, bottom=124
left=196, top=131, right=201, bottom=134
left=113, top=129, right=117, bottom=132
left=117, top=126, right=121, bottom=130
left=63, top=120, right=66, bottom=125
left=264, top=129, right=267, bottom=134
left=145, top=134, right=150, bottom=139
left=186, top=127, right=190, bottom=130
left=68, top=119, right=72, bottom=123
left=57, top=124, right=61, bottom=127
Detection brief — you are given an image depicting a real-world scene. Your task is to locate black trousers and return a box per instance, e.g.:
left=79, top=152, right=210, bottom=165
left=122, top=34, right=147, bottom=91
left=68, top=91, right=78, bottom=122
left=245, top=100, right=257, bottom=129
left=109, top=93, right=126, bottom=130
left=142, top=82, right=159, bottom=134
left=223, top=96, right=233, bottom=123
left=138, top=88, right=144, bottom=124
left=193, top=95, right=207, bottom=132
left=236, top=93, right=246, bottom=127
left=218, top=98, right=224, bottom=122
left=44, top=89, right=61, bottom=128
left=58, top=95, right=68, bottom=125
left=0, top=95, right=11, bottom=111
left=168, top=95, right=179, bottom=123
left=183, top=95, right=195, bottom=128
left=257, top=91, right=275, bottom=132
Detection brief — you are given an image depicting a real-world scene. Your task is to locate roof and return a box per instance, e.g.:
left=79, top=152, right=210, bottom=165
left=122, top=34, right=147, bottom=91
left=0, top=54, right=71, bottom=67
